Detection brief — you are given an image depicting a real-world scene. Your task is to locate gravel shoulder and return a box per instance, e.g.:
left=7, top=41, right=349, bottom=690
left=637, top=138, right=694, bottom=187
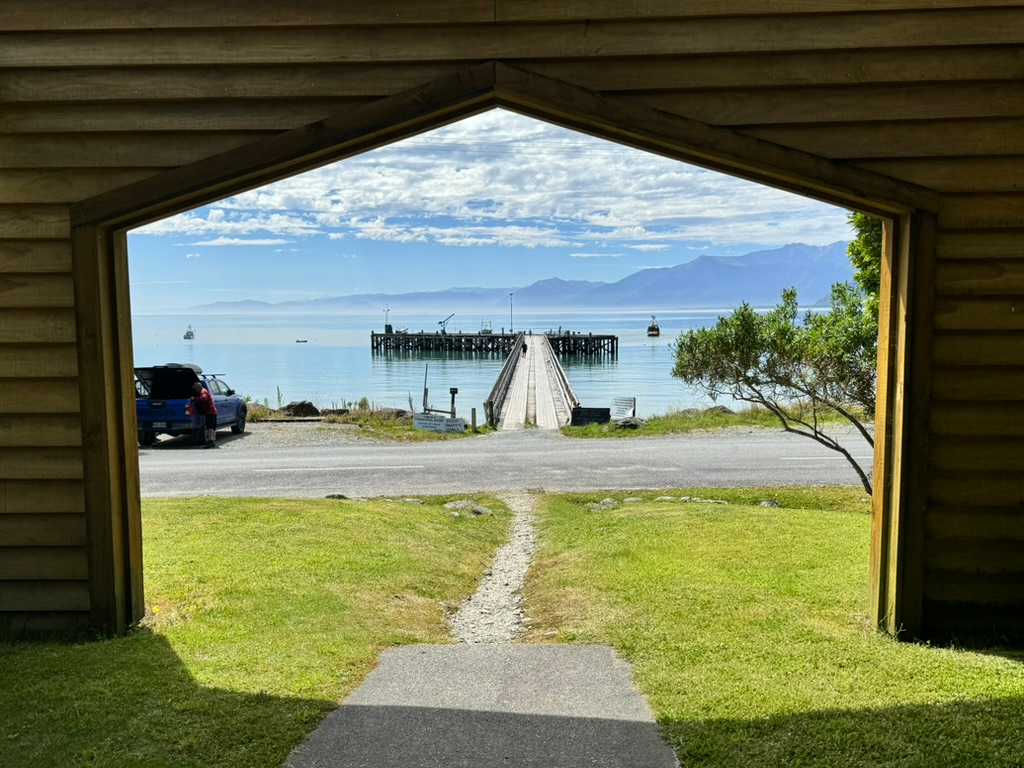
left=232, top=419, right=803, bottom=449
left=225, top=420, right=370, bottom=447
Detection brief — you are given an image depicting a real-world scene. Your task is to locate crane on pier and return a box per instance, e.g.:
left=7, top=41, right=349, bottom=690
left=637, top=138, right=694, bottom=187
left=438, top=313, right=455, bottom=335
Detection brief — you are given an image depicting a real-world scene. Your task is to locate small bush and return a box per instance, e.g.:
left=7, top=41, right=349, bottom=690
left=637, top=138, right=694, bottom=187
left=246, top=402, right=274, bottom=422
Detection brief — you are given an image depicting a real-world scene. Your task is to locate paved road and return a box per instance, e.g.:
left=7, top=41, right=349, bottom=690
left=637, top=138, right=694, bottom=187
left=139, top=427, right=872, bottom=498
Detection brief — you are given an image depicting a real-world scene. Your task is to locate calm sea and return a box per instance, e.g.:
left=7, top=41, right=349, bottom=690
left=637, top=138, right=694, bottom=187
left=131, top=310, right=738, bottom=418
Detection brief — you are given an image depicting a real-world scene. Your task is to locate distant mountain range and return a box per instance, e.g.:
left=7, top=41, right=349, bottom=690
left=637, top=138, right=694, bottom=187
left=193, top=242, right=853, bottom=315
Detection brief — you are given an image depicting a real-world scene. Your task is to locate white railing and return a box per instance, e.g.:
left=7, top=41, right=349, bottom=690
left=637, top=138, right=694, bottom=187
left=484, top=332, right=526, bottom=427
left=541, top=335, right=580, bottom=420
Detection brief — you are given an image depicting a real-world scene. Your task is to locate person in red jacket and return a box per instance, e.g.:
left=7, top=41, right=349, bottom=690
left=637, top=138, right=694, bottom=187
left=191, top=381, right=218, bottom=448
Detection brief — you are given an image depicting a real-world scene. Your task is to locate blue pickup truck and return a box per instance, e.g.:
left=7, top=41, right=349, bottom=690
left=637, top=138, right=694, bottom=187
left=135, top=363, right=247, bottom=446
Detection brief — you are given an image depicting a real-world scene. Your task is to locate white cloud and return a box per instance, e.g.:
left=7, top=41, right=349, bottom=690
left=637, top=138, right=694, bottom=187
left=185, top=253, right=201, bottom=259
left=135, top=211, right=319, bottom=238
left=184, top=237, right=293, bottom=247
left=571, top=252, right=622, bottom=259
left=134, top=109, right=852, bottom=251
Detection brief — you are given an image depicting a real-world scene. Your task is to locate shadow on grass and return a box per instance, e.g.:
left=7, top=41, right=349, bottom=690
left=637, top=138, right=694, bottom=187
left=0, top=629, right=331, bottom=768
left=985, top=649, right=1024, bottom=664
left=661, top=696, right=1024, bottom=767
left=6, top=626, right=1023, bottom=767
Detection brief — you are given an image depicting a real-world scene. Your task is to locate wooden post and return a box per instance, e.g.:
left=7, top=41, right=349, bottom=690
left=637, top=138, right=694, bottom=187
left=72, top=225, right=144, bottom=635
left=870, top=211, right=936, bottom=639
left=471, top=407, right=477, bottom=433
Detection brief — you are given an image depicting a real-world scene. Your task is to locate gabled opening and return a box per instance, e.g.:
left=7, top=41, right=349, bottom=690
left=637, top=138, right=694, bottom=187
left=127, top=108, right=859, bottom=422
left=70, top=62, right=933, bottom=636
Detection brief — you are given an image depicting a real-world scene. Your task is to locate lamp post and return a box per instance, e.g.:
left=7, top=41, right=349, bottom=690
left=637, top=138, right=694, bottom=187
left=509, top=292, right=514, bottom=334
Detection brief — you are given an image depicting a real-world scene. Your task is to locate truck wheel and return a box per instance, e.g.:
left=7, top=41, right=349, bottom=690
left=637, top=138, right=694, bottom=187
left=138, top=431, right=156, bottom=447
left=231, top=406, right=247, bottom=434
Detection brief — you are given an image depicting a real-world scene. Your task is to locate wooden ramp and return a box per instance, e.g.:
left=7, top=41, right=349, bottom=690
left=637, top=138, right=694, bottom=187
left=497, top=336, right=576, bottom=431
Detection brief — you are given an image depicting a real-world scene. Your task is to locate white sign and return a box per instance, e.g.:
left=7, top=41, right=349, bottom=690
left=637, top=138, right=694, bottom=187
left=611, top=397, right=636, bottom=420
left=413, top=413, right=467, bottom=433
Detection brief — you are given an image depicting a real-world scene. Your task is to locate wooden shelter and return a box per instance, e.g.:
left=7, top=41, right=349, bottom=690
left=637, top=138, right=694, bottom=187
left=1, top=2, right=1022, bottom=638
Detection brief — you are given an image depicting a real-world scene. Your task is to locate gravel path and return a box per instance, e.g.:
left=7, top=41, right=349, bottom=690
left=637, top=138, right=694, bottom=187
left=448, top=491, right=538, bottom=643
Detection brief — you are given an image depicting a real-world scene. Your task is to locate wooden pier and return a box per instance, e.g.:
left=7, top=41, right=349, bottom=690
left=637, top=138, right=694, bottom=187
left=487, top=334, right=580, bottom=430
left=545, top=332, right=618, bottom=356
left=371, top=330, right=618, bottom=356
left=371, top=331, right=519, bottom=354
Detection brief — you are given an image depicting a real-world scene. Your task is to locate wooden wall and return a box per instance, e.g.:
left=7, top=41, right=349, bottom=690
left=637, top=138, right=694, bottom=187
left=1, top=1, right=1022, bottom=638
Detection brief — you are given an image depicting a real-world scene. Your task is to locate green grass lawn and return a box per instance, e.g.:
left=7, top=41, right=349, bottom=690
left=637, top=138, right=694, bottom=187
left=561, top=404, right=866, bottom=438
left=5, top=489, right=1021, bottom=767
left=0, top=496, right=510, bottom=768
left=524, top=487, right=1024, bottom=767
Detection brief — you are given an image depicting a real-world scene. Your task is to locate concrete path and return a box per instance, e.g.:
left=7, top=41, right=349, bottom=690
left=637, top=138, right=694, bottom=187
left=283, top=644, right=679, bottom=767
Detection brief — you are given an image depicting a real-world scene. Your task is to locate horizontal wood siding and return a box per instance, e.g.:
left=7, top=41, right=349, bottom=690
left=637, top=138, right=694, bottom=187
left=0, top=581, right=90, bottom=611
left=6, top=0, right=1024, bottom=31
left=0, top=102, right=374, bottom=135
left=0, top=514, right=87, bottom=546
left=856, top=159, right=1024, bottom=194
left=0, top=241, right=71, bottom=272
left=495, top=0, right=1024, bottom=21
left=0, top=2, right=1021, bottom=637
left=0, top=206, right=69, bottom=239
left=633, top=83, right=1024, bottom=127
left=0, top=210, right=89, bottom=615
left=926, top=508, right=1024, bottom=541
left=0, top=1, right=497, bottom=29
left=0, top=480, right=86, bottom=514
left=0, top=449, right=84, bottom=480
left=4, top=13, right=1024, bottom=68
left=0, top=379, right=79, bottom=413
left=0, top=611, right=91, bottom=633
left=0, top=65, right=458, bottom=104
left=931, top=367, right=1024, bottom=401
left=925, top=175, right=1024, bottom=634
left=0, top=274, right=75, bottom=307
left=1, top=134, right=275, bottom=168
left=0, top=169, right=167, bottom=204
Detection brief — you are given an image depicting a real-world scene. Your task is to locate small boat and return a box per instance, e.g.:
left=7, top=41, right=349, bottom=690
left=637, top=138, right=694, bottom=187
left=183, top=324, right=195, bottom=340
left=646, top=315, right=660, bottom=337
left=394, top=326, right=408, bottom=334
left=295, top=339, right=308, bottom=343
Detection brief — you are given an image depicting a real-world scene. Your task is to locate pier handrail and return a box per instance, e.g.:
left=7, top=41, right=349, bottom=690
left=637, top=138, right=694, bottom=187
left=542, top=336, right=580, bottom=414
left=484, top=332, right=526, bottom=427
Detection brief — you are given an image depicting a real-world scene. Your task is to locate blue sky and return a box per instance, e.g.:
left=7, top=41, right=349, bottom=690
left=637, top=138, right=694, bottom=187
left=128, top=109, right=853, bottom=313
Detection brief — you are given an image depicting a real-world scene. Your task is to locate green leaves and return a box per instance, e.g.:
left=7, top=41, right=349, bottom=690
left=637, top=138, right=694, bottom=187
left=672, top=283, right=877, bottom=493
left=672, top=211, right=884, bottom=492
left=847, top=211, right=882, bottom=317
